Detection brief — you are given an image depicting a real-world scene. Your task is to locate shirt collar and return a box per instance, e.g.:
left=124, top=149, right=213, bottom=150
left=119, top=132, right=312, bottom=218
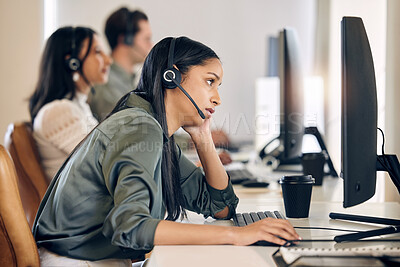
left=64, top=91, right=88, bottom=105
left=125, top=92, right=170, bottom=143
left=74, top=91, right=88, bottom=104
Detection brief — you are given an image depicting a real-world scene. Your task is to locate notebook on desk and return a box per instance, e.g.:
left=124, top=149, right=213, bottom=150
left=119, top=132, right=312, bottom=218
left=273, top=245, right=400, bottom=266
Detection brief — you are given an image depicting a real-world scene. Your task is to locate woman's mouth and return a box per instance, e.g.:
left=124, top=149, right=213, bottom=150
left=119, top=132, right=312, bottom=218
left=205, top=108, right=215, bottom=117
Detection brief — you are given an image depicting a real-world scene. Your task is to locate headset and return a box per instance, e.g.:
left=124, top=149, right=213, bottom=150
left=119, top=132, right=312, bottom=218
left=65, top=27, right=81, bottom=72
left=162, top=38, right=206, bottom=119
left=124, top=10, right=134, bottom=46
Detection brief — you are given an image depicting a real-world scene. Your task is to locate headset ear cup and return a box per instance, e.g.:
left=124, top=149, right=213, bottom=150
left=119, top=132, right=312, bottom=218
left=66, top=57, right=81, bottom=71
left=162, top=67, right=182, bottom=89
left=124, top=34, right=134, bottom=46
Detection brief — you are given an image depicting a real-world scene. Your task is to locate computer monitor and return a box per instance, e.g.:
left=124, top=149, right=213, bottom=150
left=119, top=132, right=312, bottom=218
left=259, top=28, right=305, bottom=165
left=279, top=28, right=305, bottom=161
left=341, top=16, right=400, bottom=207
left=329, top=16, right=400, bottom=242
left=267, top=36, right=279, bottom=77
left=341, top=16, right=378, bottom=208
left=260, top=28, right=338, bottom=177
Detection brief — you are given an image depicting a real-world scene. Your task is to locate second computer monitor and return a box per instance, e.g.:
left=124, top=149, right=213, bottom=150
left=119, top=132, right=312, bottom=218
left=279, top=28, right=305, bottom=161
left=259, top=28, right=304, bottom=165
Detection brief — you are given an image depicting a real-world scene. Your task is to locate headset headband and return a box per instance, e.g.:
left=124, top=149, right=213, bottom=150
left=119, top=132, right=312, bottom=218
left=124, top=10, right=134, bottom=45
left=71, top=27, right=76, bottom=56
left=167, top=38, right=176, bottom=68
left=67, top=27, right=81, bottom=71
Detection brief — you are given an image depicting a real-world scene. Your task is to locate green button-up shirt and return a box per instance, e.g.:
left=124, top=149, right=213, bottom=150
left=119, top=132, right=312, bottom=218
left=32, top=93, right=239, bottom=261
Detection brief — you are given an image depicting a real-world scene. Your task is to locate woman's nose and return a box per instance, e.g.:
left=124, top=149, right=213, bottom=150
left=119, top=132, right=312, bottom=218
left=105, top=54, right=113, bottom=65
left=211, top=90, right=221, bottom=106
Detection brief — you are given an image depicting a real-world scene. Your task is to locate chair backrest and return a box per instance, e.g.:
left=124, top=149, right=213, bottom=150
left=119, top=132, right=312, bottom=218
left=4, top=122, right=49, bottom=228
left=0, top=145, right=40, bottom=267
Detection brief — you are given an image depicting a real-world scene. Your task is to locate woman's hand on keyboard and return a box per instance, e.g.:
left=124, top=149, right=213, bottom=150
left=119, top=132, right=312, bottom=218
left=231, top=218, right=300, bottom=246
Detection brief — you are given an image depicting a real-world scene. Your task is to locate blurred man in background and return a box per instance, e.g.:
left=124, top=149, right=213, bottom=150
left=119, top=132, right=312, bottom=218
left=89, top=7, right=152, bottom=121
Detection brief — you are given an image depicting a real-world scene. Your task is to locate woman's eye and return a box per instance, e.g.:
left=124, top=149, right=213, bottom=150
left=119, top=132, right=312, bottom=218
left=207, top=79, right=214, bottom=86
left=94, top=47, right=102, bottom=54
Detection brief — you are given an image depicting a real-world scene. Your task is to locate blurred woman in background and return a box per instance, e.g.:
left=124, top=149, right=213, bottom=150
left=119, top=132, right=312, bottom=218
left=29, top=26, right=112, bottom=182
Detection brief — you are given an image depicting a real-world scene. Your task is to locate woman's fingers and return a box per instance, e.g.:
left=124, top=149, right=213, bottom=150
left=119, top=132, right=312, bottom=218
left=247, top=218, right=300, bottom=245
left=259, top=223, right=298, bottom=242
left=261, top=218, right=299, bottom=239
left=233, top=218, right=301, bottom=246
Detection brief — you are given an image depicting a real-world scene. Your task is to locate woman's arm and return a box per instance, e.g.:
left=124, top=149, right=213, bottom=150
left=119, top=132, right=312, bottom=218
left=154, top=218, right=300, bottom=246
left=192, top=131, right=229, bottom=190
left=183, top=120, right=231, bottom=218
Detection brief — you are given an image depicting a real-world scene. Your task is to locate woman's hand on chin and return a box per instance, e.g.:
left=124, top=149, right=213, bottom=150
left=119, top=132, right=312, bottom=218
left=182, top=118, right=212, bottom=144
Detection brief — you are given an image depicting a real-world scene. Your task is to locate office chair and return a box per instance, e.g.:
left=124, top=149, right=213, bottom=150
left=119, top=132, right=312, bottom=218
left=0, top=145, right=40, bottom=267
left=4, top=122, right=49, bottom=228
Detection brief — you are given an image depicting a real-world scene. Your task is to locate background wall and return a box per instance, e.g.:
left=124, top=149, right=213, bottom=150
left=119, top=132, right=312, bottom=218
left=0, top=0, right=43, bottom=142
left=0, top=0, right=317, bottom=143
left=385, top=0, right=400, bottom=202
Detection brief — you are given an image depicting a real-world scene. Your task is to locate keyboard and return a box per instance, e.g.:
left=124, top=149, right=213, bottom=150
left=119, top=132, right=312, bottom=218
left=233, top=210, right=286, bottom=226
left=227, top=168, right=256, bottom=184
left=233, top=210, right=286, bottom=246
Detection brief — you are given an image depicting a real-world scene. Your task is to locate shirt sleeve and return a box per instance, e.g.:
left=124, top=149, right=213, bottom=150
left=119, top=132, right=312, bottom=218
left=33, top=100, right=97, bottom=154
left=177, top=146, right=239, bottom=219
left=100, top=115, right=163, bottom=251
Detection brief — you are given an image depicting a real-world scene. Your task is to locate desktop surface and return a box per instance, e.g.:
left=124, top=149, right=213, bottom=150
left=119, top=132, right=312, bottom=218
left=146, top=181, right=400, bottom=267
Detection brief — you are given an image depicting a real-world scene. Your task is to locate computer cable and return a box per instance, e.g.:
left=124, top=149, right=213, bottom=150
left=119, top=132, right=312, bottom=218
left=377, top=128, right=392, bottom=175
left=377, top=128, right=400, bottom=190
left=294, top=226, right=361, bottom=233
left=378, top=127, right=385, bottom=156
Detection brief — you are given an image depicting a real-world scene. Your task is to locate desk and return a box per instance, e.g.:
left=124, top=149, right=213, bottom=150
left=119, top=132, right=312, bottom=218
left=233, top=176, right=343, bottom=203
left=147, top=180, right=400, bottom=267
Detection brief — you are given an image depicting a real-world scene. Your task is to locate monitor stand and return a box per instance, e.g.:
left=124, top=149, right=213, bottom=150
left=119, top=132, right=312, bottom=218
left=258, top=126, right=338, bottom=177
left=304, top=127, right=338, bottom=177
left=329, top=212, right=400, bottom=242
left=330, top=154, right=400, bottom=242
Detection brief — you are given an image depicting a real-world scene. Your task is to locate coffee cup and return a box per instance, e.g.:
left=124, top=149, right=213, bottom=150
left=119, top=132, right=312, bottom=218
left=279, top=175, right=315, bottom=218
left=301, top=152, right=326, bottom=186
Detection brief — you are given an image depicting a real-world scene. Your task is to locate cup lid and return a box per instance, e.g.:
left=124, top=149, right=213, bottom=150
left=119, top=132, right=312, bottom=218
left=279, top=175, right=315, bottom=184
left=301, top=152, right=325, bottom=160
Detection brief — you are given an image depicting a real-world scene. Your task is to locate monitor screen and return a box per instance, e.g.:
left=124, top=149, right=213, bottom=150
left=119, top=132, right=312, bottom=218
left=341, top=17, right=378, bottom=208
left=279, top=28, right=304, bottom=161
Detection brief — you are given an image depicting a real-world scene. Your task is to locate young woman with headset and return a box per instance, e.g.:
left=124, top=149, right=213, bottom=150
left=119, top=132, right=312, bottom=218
left=33, top=36, right=299, bottom=266
left=29, top=26, right=112, bottom=183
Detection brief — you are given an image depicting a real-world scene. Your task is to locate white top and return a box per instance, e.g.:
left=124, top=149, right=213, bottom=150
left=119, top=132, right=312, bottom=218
left=33, top=92, right=98, bottom=182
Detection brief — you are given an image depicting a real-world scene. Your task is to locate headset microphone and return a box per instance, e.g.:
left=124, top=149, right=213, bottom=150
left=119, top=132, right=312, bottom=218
left=165, top=72, right=206, bottom=119
left=162, top=38, right=206, bottom=119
